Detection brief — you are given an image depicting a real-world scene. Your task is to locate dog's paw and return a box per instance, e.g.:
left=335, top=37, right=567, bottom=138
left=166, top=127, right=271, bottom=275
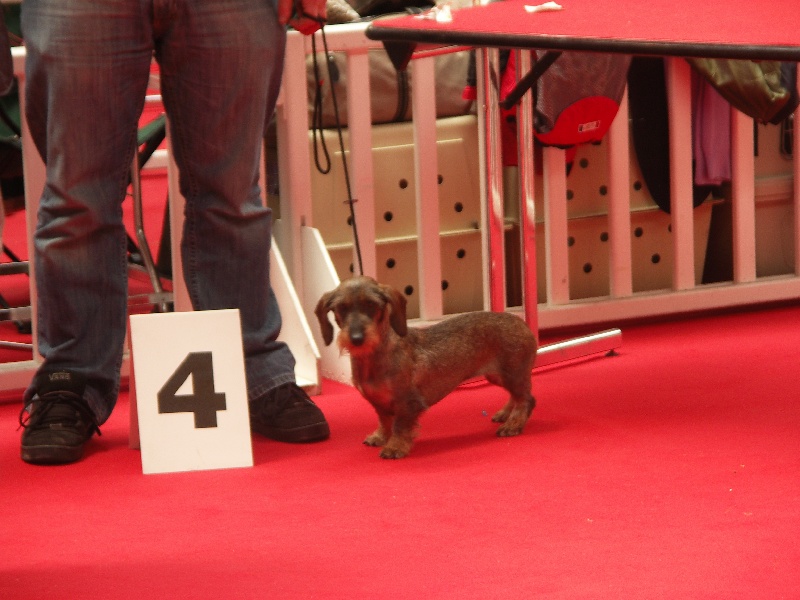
left=491, top=408, right=510, bottom=423
left=495, top=423, right=524, bottom=437
left=363, top=431, right=387, bottom=447
left=379, top=437, right=412, bottom=459
left=379, top=446, right=409, bottom=459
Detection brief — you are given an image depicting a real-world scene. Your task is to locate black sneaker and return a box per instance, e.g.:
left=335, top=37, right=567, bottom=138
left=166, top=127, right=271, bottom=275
left=19, top=371, right=101, bottom=465
left=250, top=383, right=330, bottom=443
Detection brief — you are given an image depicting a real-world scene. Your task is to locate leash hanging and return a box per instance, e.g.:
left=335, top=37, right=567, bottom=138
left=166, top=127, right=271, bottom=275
left=310, top=47, right=332, bottom=175
left=308, top=15, right=365, bottom=276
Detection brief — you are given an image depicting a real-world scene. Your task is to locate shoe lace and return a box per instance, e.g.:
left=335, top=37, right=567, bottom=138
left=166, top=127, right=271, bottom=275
left=18, top=391, right=102, bottom=437
left=251, top=383, right=307, bottom=421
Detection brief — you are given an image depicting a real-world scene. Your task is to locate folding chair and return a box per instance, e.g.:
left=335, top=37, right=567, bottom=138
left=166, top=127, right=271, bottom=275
left=0, top=104, right=173, bottom=345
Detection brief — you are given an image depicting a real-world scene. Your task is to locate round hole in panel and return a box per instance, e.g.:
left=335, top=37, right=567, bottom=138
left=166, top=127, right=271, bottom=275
left=579, top=158, right=589, bottom=169
left=634, top=226, right=644, bottom=238
left=404, top=285, right=414, bottom=296
left=384, top=211, right=394, bottom=222
left=651, top=253, right=661, bottom=264
left=583, top=262, right=593, bottom=274
left=386, top=258, right=396, bottom=269
left=456, top=248, right=466, bottom=259
left=567, top=236, right=575, bottom=247
left=600, top=232, right=609, bottom=242
left=438, top=174, right=444, bottom=184
left=454, top=202, right=464, bottom=213
left=599, top=185, right=608, bottom=196
left=441, top=280, right=449, bottom=291
left=633, top=180, right=643, bottom=191
left=346, top=216, right=353, bottom=227
left=567, top=189, right=574, bottom=201
left=399, top=179, right=408, bottom=189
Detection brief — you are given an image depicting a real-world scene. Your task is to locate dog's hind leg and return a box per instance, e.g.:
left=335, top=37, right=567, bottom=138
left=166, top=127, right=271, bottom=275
left=491, top=401, right=512, bottom=424
left=489, top=365, right=535, bottom=437
left=489, top=373, right=514, bottom=424
left=495, top=392, right=535, bottom=437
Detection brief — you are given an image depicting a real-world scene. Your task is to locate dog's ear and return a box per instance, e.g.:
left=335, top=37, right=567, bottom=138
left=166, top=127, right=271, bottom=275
left=380, top=284, right=408, bottom=336
left=314, top=291, right=336, bottom=346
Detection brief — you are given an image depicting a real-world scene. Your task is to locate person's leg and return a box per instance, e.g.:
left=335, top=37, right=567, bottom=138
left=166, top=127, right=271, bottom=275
left=156, top=0, right=328, bottom=441
left=20, top=0, right=154, bottom=462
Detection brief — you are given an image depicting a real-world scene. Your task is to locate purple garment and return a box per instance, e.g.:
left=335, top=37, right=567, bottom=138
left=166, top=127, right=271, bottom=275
left=692, top=69, right=732, bottom=186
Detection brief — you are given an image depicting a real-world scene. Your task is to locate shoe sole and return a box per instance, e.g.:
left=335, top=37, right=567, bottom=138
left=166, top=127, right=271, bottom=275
left=21, top=444, right=85, bottom=465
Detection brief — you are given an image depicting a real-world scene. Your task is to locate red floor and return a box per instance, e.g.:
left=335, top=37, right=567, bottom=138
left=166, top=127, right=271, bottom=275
left=2, top=302, right=800, bottom=599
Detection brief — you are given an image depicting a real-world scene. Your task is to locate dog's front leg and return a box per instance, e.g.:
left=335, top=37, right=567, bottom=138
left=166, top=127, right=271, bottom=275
left=364, top=410, right=392, bottom=447
left=380, top=398, right=425, bottom=459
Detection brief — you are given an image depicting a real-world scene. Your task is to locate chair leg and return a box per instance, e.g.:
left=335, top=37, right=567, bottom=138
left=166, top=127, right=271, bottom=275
left=130, top=149, right=170, bottom=313
left=0, top=289, right=31, bottom=334
left=0, top=199, right=31, bottom=334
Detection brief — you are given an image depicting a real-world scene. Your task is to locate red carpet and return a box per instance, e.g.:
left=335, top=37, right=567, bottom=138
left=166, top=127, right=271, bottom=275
left=2, top=103, right=799, bottom=597
left=2, top=303, right=800, bottom=599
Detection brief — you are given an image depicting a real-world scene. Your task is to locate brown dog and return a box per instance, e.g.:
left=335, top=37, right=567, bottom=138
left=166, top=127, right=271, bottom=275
left=315, top=276, right=538, bottom=458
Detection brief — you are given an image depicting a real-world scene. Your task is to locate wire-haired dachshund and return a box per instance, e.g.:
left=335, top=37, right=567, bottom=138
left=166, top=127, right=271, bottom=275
left=315, top=276, right=537, bottom=458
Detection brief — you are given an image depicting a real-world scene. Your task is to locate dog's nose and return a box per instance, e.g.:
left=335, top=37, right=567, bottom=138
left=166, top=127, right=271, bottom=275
left=350, top=330, right=365, bottom=346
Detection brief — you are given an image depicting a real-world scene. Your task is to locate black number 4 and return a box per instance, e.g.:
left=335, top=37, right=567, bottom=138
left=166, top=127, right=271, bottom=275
left=157, top=352, right=227, bottom=428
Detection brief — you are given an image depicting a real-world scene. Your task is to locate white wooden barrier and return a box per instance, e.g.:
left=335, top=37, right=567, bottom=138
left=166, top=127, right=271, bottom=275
left=273, top=25, right=800, bottom=381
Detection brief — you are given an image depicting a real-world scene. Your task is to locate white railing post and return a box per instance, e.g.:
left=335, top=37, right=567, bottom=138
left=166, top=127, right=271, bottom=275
left=275, top=31, right=315, bottom=297
left=665, top=57, right=696, bottom=291
left=344, top=48, right=378, bottom=278
left=607, top=87, right=633, bottom=297
left=730, top=107, right=757, bottom=283
left=411, top=56, right=444, bottom=319
left=543, top=146, right=570, bottom=304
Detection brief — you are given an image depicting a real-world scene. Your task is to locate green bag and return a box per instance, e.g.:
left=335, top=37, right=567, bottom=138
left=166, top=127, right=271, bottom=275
left=686, top=58, right=799, bottom=124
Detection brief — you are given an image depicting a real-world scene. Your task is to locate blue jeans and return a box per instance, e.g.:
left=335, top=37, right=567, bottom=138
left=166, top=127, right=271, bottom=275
left=22, top=0, right=295, bottom=423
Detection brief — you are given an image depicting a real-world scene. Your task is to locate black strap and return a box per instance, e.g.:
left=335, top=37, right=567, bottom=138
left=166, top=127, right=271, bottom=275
left=499, top=50, right=562, bottom=110
left=306, top=15, right=364, bottom=276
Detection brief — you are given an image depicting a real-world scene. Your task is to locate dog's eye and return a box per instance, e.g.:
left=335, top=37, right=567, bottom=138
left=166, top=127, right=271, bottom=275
left=361, top=301, right=381, bottom=317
